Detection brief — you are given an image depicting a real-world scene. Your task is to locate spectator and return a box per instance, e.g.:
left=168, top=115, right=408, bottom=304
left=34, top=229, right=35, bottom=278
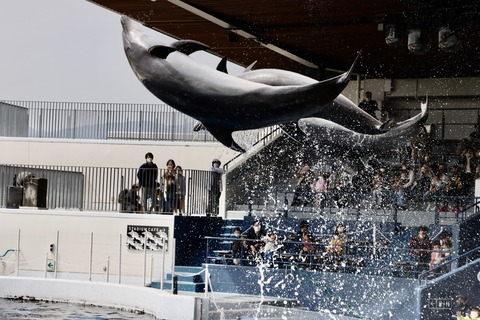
left=335, top=223, right=348, bottom=244
left=358, top=91, right=379, bottom=119
left=173, top=166, right=186, bottom=215
left=137, top=152, right=159, bottom=213
left=246, top=220, right=266, bottom=259
left=444, top=166, right=465, bottom=212
left=469, top=122, right=480, bottom=150
left=453, top=295, right=472, bottom=318
left=125, top=183, right=142, bottom=213
left=164, top=175, right=176, bottom=213
left=326, top=231, right=346, bottom=258
left=262, top=232, right=279, bottom=265
left=231, top=227, right=244, bottom=265
left=206, top=158, right=225, bottom=216
left=429, top=240, right=445, bottom=272
left=314, top=172, right=329, bottom=208
left=462, top=148, right=478, bottom=193
left=162, top=159, right=176, bottom=211
left=409, top=225, right=432, bottom=274
left=424, top=174, right=445, bottom=211
left=391, top=175, right=407, bottom=210
left=372, top=168, right=388, bottom=208
left=291, top=163, right=315, bottom=207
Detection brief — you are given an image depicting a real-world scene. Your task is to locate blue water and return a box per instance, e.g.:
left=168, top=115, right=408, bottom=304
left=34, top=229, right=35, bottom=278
left=0, top=299, right=155, bottom=319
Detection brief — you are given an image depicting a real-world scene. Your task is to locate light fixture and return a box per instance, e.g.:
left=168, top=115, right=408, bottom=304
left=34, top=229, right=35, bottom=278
left=385, top=25, right=401, bottom=47
left=407, top=29, right=430, bottom=55
left=438, top=27, right=458, bottom=52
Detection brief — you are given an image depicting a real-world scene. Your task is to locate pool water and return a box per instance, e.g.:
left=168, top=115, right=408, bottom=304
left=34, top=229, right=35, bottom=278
left=0, top=299, right=156, bottom=319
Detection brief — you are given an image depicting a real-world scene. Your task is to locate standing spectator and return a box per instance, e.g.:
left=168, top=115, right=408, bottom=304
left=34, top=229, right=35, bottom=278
left=314, top=172, right=329, bottom=208
left=358, top=91, right=379, bottom=119
left=207, top=158, right=225, bottom=216
left=291, top=163, right=315, bottom=207
left=424, top=174, right=445, bottom=211
left=162, top=159, right=176, bottom=211
left=137, top=152, right=158, bottom=213
left=174, top=166, right=186, bottom=215
left=469, top=122, right=480, bottom=150
left=391, top=175, right=407, bottom=209
left=164, top=175, right=176, bottom=213
left=409, top=225, right=432, bottom=274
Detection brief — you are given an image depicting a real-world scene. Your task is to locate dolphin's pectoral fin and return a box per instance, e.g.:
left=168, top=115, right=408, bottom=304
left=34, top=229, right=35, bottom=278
left=149, top=45, right=177, bottom=59
left=216, top=57, right=228, bottom=74
left=379, top=119, right=392, bottom=132
left=170, top=40, right=210, bottom=55
left=203, top=124, right=245, bottom=152
left=243, top=61, right=257, bottom=72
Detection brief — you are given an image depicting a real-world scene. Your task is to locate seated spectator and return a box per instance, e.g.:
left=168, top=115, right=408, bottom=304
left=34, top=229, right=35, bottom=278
left=231, top=227, right=244, bottom=265
left=429, top=240, right=445, bottom=273
left=412, top=164, right=433, bottom=206
left=262, top=232, right=279, bottom=265
left=246, top=220, right=266, bottom=259
left=454, top=295, right=472, bottom=318
left=424, top=174, right=446, bottom=211
left=326, top=231, right=346, bottom=257
left=462, top=148, right=478, bottom=193
left=444, top=166, right=466, bottom=212
left=461, top=306, right=480, bottom=320
left=391, top=175, right=407, bottom=209
left=125, top=183, right=142, bottom=213
left=372, top=169, right=388, bottom=208
left=409, top=226, right=432, bottom=274
left=335, top=223, right=348, bottom=244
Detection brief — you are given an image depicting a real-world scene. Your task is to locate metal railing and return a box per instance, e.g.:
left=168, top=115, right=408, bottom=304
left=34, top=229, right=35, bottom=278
left=0, top=164, right=218, bottom=215
left=228, top=189, right=479, bottom=224
left=205, top=235, right=459, bottom=279
left=0, top=100, right=280, bottom=145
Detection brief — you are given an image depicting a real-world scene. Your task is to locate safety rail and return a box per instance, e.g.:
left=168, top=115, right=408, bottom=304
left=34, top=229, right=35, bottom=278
left=228, top=189, right=479, bottom=224
left=0, top=164, right=216, bottom=215
left=205, top=236, right=448, bottom=279
left=0, top=249, right=16, bottom=258
left=418, top=245, right=480, bottom=283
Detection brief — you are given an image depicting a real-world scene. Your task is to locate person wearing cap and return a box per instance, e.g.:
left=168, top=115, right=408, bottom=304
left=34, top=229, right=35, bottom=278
left=206, top=158, right=225, bottom=216
left=137, top=152, right=159, bottom=213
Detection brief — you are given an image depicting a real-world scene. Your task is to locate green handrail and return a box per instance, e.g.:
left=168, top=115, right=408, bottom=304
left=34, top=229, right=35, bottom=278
left=0, top=249, right=16, bottom=258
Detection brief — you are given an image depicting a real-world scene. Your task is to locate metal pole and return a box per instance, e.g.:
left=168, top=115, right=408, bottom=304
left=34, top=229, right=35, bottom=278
left=106, top=256, right=110, bottom=283
left=16, top=229, right=20, bottom=276
left=373, top=224, right=377, bottom=257
left=171, top=238, right=176, bottom=294
left=55, top=230, right=59, bottom=279
left=143, top=237, right=147, bottom=287
left=44, top=252, right=48, bottom=278
left=119, top=234, right=122, bottom=284
left=204, top=265, right=209, bottom=298
left=150, top=254, right=153, bottom=285
left=161, top=237, right=166, bottom=290
left=89, top=232, right=93, bottom=281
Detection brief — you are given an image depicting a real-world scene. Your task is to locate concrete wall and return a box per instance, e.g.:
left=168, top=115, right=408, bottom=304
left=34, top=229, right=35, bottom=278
left=0, top=276, right=204, bottom=320
left=0, top=208, right=175, bottom=285
left=0, top=137, right=238, bottom=170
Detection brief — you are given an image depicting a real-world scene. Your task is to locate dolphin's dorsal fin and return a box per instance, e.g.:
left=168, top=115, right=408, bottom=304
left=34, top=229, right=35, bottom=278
left=149, top=45, right=177, bottom=59
left=216, top=57, right=228, bottom=74
left=171, top=40, right=210, bottom=55
left=243, top=61, right=257, bottom=72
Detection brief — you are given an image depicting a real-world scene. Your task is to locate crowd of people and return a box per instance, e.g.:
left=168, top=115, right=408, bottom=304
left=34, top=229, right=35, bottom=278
left=291, top=122, right=480, bottom=212
left=119, top=152, right=224, bottom=215
left=230, top=219, right=351, bottom=268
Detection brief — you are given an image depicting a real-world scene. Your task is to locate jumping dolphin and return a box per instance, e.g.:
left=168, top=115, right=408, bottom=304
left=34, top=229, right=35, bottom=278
left=297, top=100, right=428, bottom=153
left=121, top=16, right=358, bottom=152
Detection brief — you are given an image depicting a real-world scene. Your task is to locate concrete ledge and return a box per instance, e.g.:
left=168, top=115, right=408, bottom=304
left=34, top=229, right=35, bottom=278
left=0, top=276, right=202, bottom=320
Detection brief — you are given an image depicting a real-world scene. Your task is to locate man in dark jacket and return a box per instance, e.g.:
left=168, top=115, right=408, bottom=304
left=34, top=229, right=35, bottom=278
left=137, top=152, right=158, bottom=213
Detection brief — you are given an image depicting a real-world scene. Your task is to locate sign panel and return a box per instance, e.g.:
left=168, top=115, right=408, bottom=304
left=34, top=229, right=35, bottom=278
left=126, top=225, right=168, bottom=251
